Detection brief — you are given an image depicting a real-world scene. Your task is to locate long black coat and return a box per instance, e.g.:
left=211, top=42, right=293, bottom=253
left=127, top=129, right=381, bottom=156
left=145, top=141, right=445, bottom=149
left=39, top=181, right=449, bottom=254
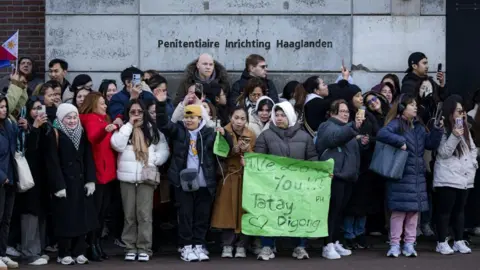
left=45, top=129, right=98, bottom=238
left=17, top=126, right=51, bottom=216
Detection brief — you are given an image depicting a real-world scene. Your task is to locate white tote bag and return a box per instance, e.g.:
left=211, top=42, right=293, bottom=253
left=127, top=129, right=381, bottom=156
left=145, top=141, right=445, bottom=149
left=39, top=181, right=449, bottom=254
left=14, top=152, right=35, bottom=192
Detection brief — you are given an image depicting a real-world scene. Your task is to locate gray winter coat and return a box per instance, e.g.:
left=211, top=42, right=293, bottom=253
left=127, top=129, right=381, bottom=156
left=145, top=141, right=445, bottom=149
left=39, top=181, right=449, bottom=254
left=316, top=117, right=361, bottom=182
left=255, top=123, right=317, bottom=161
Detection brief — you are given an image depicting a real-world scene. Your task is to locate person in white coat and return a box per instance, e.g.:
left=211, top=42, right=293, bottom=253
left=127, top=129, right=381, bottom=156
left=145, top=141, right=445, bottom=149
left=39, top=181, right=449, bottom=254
left=248, top=96, right=274, bottom=138
left=110, top=99, right=169, bottom=262
left=434, top=95, right=477, bottom=255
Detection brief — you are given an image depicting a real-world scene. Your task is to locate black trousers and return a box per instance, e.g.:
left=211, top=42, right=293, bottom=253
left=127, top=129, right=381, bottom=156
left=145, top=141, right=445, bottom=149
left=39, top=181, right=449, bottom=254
left=87, top=181, right=114, bottom=244
left=465, top=167, right=480, bottom=229
left=106, top=180, right=124, bottom=239
left=0, top=185, right=15, bottom=256
left=58, top=235, right=86, bottom=258
left=435, top=187, right=469, bottom=242
left=325, top=178, right=352, bottom=244
left=175, top=187, right=213, bottom=246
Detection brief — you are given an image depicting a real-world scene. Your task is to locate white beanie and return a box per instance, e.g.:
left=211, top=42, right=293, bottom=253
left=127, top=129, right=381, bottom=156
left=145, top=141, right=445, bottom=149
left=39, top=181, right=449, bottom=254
left=56, top=103, right=79, bottom=121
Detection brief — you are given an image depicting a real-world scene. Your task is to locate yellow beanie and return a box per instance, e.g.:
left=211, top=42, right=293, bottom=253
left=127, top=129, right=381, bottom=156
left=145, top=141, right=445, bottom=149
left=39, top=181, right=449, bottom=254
left=184, top=105, right=202, bottom=118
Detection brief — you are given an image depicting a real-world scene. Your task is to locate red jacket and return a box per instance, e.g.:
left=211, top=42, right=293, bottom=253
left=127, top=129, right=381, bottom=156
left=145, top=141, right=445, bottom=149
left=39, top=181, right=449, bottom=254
left=79, top=113, right=117, bottom=184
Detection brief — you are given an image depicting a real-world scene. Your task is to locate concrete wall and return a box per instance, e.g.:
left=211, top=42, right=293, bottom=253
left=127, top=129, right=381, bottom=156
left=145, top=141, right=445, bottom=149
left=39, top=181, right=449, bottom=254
left=45, top=0, right=446, bottom=96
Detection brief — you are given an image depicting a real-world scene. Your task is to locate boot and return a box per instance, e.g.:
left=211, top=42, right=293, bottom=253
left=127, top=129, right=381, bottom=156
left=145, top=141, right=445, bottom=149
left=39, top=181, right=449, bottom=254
left=96, top=239, right=109, bottom=260
left=86, top=243, right=103, bottom=262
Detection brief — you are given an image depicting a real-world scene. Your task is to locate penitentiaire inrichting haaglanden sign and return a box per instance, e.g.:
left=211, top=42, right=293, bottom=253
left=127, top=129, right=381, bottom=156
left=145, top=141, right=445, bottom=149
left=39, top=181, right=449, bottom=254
left=241, top=153, right=333, bottom=238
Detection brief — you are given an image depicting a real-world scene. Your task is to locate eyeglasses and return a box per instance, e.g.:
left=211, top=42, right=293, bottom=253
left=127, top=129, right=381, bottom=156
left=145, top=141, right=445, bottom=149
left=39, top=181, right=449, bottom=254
left=338, top=110, right=350, bottom=114
left=249, top=93, right=263, bottom=98
left=129, top=109, right=143, bottom=115
left=367, top=96, right=378, bottom=106
left=259, top=65, right=268, bottom=69
left=77, top=83, right=93, bottom=90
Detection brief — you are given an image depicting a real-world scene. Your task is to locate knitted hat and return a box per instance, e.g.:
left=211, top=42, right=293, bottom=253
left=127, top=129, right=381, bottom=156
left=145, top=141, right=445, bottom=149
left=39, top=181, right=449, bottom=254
left=56, top=103, right=78, bottom=120
left=184, top=105, right=202, bottom=118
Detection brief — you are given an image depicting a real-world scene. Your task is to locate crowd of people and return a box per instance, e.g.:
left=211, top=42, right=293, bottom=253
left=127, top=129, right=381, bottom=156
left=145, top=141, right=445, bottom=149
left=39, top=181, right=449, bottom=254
left=0, top=50, right=478, bottom=267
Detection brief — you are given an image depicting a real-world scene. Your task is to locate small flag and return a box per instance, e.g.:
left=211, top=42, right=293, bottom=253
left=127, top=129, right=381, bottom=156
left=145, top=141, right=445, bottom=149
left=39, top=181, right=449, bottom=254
left=0, top=60, right=10, bottom=69
left=0, top=31, right=19, bottom=61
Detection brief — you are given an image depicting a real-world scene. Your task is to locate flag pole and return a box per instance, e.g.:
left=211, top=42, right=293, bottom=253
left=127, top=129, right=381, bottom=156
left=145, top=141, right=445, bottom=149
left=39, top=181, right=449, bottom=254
left=14, top=30, right=19, bottom=73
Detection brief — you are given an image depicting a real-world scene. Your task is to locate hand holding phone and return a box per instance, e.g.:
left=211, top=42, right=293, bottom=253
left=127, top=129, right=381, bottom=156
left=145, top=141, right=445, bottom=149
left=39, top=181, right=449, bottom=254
left=436, top=63, right=445, bottom=87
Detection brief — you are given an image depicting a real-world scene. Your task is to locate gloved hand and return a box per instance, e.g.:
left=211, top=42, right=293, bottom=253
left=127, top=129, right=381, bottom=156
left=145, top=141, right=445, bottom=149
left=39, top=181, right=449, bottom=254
left=55, top=189, right=66, bottom=198
left=85, top=182, right=95, bottom=196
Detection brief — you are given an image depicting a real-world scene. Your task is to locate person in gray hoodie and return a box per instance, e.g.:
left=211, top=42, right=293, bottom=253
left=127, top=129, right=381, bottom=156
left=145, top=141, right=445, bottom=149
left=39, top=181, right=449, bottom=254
left=254, top=101, right=317, bottom=261
left=316, top=99, right=366, bottom=260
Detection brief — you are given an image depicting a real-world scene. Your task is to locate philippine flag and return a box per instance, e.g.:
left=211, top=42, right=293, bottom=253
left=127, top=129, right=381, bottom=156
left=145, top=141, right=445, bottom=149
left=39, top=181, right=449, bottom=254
left=0, top=31, right=18, bottom=61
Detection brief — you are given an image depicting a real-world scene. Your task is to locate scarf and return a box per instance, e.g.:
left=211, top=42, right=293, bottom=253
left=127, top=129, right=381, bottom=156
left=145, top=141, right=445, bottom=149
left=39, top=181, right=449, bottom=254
left=131, top=120, right=149, bottom=166
left=195, top=69, right=216, bottom=84
left=54, top=119, right=83, bottom=150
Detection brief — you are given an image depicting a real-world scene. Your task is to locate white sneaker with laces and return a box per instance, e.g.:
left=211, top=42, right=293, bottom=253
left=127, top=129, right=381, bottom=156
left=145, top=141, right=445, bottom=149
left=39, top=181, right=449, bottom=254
left=56, top=256, right=75, bottom=265
left=29, top=257, right=48, bottom=266
left=5, top=247, right=20, bottom=258
left=75, top=255, right=89, bottom=265
left=322, top=243, right=341, bottom=260
left=138, top=253, right=149, bottom=262
left=436, top=241, right=454, bottom=255
left=194, top=245, right=209, bottom=261
left=180, top=245, right=198, bottom=262
left=292, top=247, right=309, bottom=260
left=235, top=247, right=246, bottom=258
left=202, top=246, right=210, bottom=256
left=0, top=259, right=6, bottom=269
left=257, top=247, right=275, bottom=261
left=124, top=252, right=136, bottom=261
left=221, top=246, right=233, bottom=258
left=334, top=241, right=352, bottom=256
left=1, top=256, right=18, bottom=268
left=453, top=240, right=472, bottom=254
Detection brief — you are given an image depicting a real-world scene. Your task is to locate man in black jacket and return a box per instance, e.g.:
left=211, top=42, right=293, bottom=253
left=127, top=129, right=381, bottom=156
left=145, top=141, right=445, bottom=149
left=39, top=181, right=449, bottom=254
left=401, top=52, right=447, bottom=102
left=229, top=54, right=279, bottom=108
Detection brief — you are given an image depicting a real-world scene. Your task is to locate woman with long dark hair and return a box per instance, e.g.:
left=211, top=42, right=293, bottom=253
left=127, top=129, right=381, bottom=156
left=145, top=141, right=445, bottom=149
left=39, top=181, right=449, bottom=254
left=434, top=95, right=476, bottom=255
left=98, top=79, right=118, bottom=103
left=110, top=99, right=169, bottom=262
left=292, top=76, right=329, bottom=132
left=236, top=78, right=267, bottom=114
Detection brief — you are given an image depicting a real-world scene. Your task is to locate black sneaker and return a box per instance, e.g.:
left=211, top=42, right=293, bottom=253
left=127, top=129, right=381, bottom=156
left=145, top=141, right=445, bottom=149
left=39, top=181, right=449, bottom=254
left=344, top=238, right=356, bottom=250
left=355, top=234, right=370, bottom=249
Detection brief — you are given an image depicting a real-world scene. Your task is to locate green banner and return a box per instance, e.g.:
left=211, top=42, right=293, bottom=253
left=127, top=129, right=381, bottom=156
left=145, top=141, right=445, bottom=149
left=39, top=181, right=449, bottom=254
left=241, top=153, right=333, bottom=238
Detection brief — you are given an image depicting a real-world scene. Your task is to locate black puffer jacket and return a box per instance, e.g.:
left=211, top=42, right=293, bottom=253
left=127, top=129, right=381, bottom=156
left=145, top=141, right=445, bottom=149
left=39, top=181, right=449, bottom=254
left=229, top=69, right=279, bottom=108
left=156, top=101, right=232, bottom=195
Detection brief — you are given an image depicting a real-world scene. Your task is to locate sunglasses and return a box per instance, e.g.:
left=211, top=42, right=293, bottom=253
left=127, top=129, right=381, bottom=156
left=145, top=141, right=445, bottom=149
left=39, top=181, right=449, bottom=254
left=259, top=64, right=268, bottom=69
left=367, top=96, right=378, bottom=106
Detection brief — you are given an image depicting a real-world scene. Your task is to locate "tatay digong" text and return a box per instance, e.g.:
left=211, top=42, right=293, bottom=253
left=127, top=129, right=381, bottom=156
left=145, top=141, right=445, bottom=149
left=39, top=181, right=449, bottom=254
left=157, top=39, right=333, bottom=50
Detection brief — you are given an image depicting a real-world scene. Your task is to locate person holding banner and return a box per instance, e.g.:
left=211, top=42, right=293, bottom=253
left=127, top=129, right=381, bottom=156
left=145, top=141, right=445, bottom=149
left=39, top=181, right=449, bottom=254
left=211, top=107, right=256, bottom=259
left=254, top=101, right=317, bottom=261
left=155, top=91, right=232, bottom=262
left=316, top=99, right=365, bottom=260
left=376, top=94, right=443, bottom=258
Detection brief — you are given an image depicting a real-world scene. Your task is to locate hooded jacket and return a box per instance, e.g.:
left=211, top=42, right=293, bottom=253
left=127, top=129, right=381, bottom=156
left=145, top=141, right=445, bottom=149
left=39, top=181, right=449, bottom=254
left=255, top=101, right=317, bottom=160
left=230, top=69, right=279, bottom=108
left=174, top=60, right=230, bottom=106
left=401, top=72, right=448, bottom=103
left=248, top=96, right=274, bottom=138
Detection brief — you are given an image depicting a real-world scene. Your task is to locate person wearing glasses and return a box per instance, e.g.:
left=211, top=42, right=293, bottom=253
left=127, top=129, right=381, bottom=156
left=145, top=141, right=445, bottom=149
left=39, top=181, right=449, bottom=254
left=235, top=77, right=267, bottom=115
left=70, top=74, right=93, bottom=108
left=229, top=54, right=279, bottom=108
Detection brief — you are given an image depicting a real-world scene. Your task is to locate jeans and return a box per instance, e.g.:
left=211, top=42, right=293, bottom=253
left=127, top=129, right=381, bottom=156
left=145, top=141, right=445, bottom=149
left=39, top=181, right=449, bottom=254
left=344, top=216, right=366, bottom=239
left=261, top=237, right=306, bottom=248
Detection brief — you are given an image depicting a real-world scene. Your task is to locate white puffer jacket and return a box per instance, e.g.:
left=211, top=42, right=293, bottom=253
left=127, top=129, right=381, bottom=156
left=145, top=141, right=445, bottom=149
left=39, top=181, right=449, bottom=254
left=434, top=132, right=478, bottom=190
left=110, top=122, right=170, bottom=183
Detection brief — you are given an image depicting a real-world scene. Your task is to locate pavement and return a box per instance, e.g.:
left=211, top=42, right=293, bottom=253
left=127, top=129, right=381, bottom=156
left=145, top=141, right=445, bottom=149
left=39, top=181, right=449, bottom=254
left=19, top=235, right=480, bottom=270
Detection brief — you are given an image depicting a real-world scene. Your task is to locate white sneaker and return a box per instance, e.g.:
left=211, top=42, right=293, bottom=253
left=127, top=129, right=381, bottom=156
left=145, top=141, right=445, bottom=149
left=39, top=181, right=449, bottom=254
left=322, top=243, right=341, bottom=260
left=221, top=246, right=233, bottom=258
left=29, top=257, right=48, bottom=265
left=124, top=252, right=136, bottom=261
left=194, top=245, right=209, bottom=261
left=436, top=241, right=454, bottom=255
left=292, top=247, right=310, bottom=260
left=235, top=247, right=246, bottom=258
left=6, top=247, right=20, bottom=258
left=180, top=245, right=198, bottom=262
left=202, top=246, right=210, bottom=256
left=1, top=256, right=18, bottom=268
left=56, top=256, right=75, bottom=265
left=334, top=241, right=352, bottom=256
left=453, top=240, right=472, bottom=254
left=257, top=247, right=275, bottom=261
left=138, top=253, right=149, bottom=262
left=75, top=255, right=89, bottom=265
left=0, top=260, right=6, bottom=269
left=41, top=254, right=50, bottom=261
